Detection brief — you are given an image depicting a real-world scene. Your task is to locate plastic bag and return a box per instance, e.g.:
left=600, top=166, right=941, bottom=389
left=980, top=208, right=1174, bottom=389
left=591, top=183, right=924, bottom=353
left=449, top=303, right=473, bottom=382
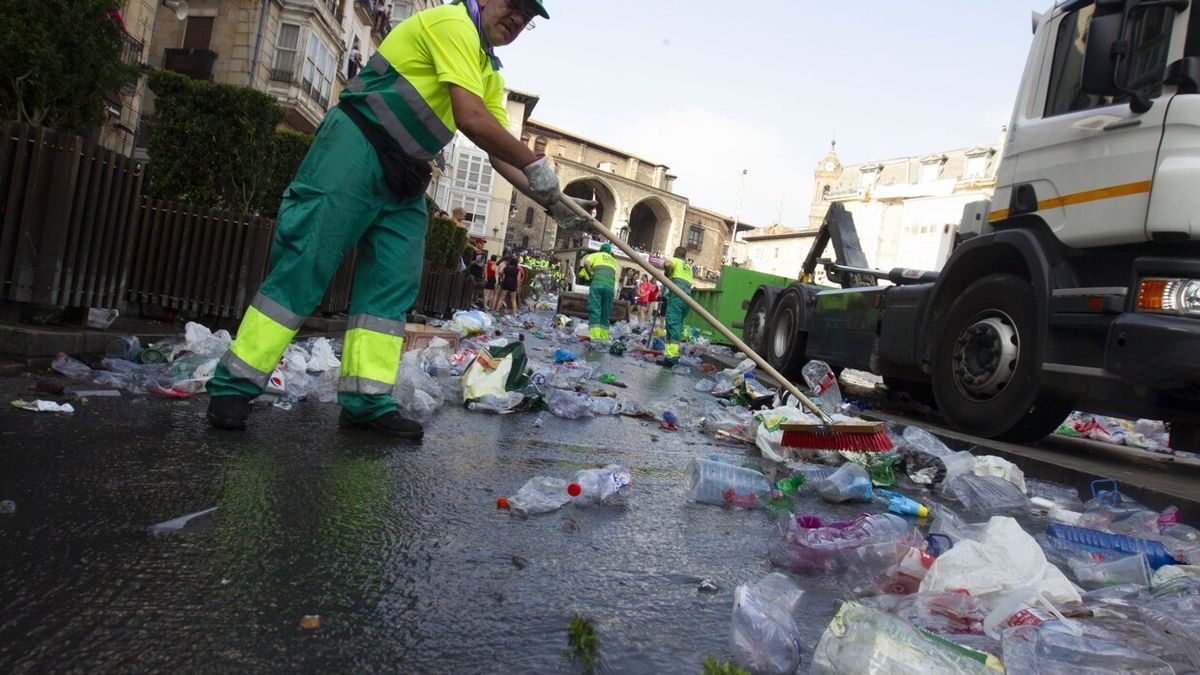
left=920, top=516, right=1082, bottom=605
left=183, top=322, right=232, bottom=357
left=971, top=455, right=1027, bottom=492
left=547, top=390, right=594, bottom=419
left=305, top=337, right=341, bottom=372
left=939, top=473, right=1030, bottom=521
left=769, top=512, right=922, bottom=578
left=460, top=342, right=539, bottom=408
left=450, top=310, right=493, bottom=337
left=700, top=405, right=755, bottom=442
left=395, top=351, right=445, bottom=418
left=811, top=601, right=998, bottom=674
left=730, top=573, right=804, bottom=675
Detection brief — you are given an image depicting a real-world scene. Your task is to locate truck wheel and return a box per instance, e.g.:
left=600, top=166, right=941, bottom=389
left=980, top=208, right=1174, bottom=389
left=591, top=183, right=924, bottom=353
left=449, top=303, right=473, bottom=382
left=765, top=287, right=808, bottom=379
left=931, top=273, right=1073, bottom=442
left=743, top=286, right=780, bottom=354
left=1170, top=422, right=1200, bottom=454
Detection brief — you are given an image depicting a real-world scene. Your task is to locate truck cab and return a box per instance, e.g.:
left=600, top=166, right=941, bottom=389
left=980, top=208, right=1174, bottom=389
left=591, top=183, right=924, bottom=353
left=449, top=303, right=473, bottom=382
left=748, top=0, right=1200, bottom=450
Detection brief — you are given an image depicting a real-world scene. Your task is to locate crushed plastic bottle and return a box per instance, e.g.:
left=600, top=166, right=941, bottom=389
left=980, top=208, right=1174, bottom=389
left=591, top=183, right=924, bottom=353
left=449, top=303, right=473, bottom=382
left=801, top=360, right=842, bottom=414
left=467, top=391, right=525, bottom=414
left=566, top=464, right=631, bottom=505
left=504, top=476, right=571, bottom=517
left=547, top=390, right=595, bottom=419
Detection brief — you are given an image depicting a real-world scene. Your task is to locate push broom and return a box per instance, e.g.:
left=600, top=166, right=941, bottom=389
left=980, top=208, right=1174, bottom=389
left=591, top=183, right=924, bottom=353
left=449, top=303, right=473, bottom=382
left=559, top=196, right=892, bottom=453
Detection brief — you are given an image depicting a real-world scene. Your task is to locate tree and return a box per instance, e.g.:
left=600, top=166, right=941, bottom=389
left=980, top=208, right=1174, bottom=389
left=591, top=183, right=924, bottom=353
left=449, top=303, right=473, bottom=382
left=0, top=0, right=139, bottom=130
left=145, top=71, right=311, bottom=217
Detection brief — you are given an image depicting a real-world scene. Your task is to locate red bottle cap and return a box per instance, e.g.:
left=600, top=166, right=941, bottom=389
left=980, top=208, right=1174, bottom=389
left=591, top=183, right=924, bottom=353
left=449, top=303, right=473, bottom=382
left=496, top=497, right=509, bottom=509
left=567, top=483, right=582, bottom=497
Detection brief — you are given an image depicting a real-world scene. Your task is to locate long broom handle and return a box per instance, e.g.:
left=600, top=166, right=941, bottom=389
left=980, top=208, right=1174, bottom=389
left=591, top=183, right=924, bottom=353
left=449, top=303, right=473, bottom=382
left=560, top=196, right=835, bottom=425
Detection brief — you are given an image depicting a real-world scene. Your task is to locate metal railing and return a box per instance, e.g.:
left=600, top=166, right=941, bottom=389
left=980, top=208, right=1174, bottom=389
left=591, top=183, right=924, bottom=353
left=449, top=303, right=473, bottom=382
left=162, top=48, right=216, bottom=80
left=268, top=67, right=295, bottom=83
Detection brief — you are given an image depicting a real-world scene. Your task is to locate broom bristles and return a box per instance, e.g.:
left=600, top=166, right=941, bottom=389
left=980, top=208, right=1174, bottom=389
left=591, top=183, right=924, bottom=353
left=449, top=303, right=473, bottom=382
left=780, top=421, right=894, bottom=452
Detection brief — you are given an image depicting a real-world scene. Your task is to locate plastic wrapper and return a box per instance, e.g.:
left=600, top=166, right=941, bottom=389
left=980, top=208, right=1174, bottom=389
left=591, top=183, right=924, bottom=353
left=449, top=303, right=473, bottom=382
left=94, top=358, right=171, bottom=394
left=1027, top=479, right=1085, bottom=512
left=939, top=473, right=1030, bottom=521
left=811, top=601, right=999, bottom=674
left=971, top=455, right=1026, bottom=492
left=861, top=591, right=989, bottom=637
left=920, top=516, right=1081, bottom=605
left=730, top=573, right=804, bottom=675
left=183, top=322, right=232, bottom=357
left=51, top=353, right=93, bottom=380
left=700, top=405, right=754, bottom=442
left=506, top=476, right=571, bottom=517
left=394, top=351, right=445, bottom=419
left=1001, top=624, right=1174, bottom=674
left=467, top=392, right=524, bottom=414
left=448, top=310, right=494, bottom=337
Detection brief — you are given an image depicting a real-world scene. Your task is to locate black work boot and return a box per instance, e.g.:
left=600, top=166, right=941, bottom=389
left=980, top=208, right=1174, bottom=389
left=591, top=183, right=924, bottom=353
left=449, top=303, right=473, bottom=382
left=207, top=395, right=252, bottom=430
left=340, top=410, right=424, bottom=441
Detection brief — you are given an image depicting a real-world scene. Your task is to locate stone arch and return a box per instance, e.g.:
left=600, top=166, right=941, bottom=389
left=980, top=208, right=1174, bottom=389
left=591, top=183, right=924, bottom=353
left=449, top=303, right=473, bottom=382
left=628, top=196, right=672, bottom=253
left=562, top=177, right=618, bottom=228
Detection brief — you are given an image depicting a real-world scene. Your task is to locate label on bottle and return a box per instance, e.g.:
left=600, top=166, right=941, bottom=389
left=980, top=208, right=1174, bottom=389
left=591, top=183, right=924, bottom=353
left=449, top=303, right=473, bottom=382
left=814, top=371, right=835, bottom=396
left=1006, top=607, right=1056, bottom=628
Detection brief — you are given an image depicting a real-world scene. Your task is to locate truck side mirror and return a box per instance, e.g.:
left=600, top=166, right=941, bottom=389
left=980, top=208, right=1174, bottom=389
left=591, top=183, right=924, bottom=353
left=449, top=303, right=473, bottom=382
left=1080, top=3, right=1126, bottom=97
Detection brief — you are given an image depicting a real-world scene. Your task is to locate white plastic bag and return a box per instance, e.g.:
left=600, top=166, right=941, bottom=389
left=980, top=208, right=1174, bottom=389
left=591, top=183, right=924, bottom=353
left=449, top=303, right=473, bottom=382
left=460, top=349, right=513, bottom=401
left=972, top=455, right=1027, bottom=492
left=920, top=516, right=1081, bottom=605
left=731, top=573, right=804, bottom=675
left=394, top=350, right=445, bottom=418
left=306, top=337, right=341, bottom=372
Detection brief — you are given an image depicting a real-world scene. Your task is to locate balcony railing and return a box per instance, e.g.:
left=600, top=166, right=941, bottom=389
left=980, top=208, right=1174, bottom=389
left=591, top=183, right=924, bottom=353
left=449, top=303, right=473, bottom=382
left=121, top=33, right=145, bottom=68
left=268, top=67, right=295, bottom=84
left=162, top=48, right=216, bottom=80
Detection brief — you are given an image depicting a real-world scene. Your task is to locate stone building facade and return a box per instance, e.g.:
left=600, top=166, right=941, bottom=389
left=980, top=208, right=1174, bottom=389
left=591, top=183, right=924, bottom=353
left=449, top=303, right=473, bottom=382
left=132, top=0, right=434, bottom=159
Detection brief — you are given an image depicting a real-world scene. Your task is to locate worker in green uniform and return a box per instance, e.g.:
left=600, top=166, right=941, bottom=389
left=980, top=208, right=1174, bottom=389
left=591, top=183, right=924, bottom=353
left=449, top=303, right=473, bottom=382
left=206, top=0, right=589, bottom=440
left=582, top=243, right=619, bottom=341
left=661, top=246, right=694, bottom=365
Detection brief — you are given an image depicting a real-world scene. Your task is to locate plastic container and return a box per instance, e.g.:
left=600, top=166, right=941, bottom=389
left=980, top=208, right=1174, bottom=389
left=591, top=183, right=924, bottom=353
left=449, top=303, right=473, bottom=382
left=1045, top=522, right=1177, bottom=569
left=1069, top=552, right=1152, bottom=588
left=815, top=463, right=873, bottom=503
left=801, top=360, right=842, bottom=414
left=877, top=489, right=928, bottom=518
left=567, top=464, right=631, bottom=505
left=686, top=457, right=772, bottom=508
left=86, top=307, right=119, bottom=329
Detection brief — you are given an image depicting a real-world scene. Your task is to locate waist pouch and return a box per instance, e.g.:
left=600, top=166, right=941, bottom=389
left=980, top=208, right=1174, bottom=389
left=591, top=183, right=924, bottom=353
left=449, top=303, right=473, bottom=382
left=339, top=101, right=432, bottom=200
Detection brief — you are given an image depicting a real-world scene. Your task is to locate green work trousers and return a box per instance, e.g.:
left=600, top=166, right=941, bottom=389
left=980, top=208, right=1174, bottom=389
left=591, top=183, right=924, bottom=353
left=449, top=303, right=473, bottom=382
left=588, top=283, right=614, bottom=340
left=208, top=107, right=427, bottom=423
left=664, top=280, right=692, bottom=362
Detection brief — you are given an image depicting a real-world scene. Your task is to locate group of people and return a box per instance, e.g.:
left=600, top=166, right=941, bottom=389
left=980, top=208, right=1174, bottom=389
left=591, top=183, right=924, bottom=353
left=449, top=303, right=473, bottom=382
left=581, top=244, right=694, bottom=365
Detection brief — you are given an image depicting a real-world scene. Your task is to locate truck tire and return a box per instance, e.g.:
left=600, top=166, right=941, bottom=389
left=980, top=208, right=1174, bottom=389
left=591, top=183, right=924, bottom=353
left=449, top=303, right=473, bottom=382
left=743, top=286, right=780, bottom=354
left=931, top=273, right=1073, bottom=442
left=1170, top=422, right=1200, bottom=454
left=765, top=286, right=808, bottom=380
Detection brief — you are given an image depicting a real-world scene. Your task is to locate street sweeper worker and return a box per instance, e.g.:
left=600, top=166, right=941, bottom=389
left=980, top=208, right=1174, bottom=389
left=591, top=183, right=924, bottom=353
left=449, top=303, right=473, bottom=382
left=205, top=0, right=590, bottom=440
left=582, top=243, right=619, bottom=341
left=661, top=246, right=694, bottom=365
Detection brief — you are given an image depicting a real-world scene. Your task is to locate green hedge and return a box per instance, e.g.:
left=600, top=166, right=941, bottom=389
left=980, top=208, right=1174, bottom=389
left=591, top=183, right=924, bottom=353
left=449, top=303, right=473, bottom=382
left=424, top=195, right=466, bottom=270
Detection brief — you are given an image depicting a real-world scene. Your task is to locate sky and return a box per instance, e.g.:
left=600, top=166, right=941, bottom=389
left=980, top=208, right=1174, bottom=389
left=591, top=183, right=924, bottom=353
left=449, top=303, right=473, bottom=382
left=496, top=0, right=1038, bottom=228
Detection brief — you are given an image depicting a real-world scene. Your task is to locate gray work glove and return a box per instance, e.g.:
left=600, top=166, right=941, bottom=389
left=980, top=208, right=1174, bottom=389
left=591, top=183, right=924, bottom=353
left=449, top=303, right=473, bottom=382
left=548, top=197, right=598, bottom=230
left=522, top=156, right=561, bottom=204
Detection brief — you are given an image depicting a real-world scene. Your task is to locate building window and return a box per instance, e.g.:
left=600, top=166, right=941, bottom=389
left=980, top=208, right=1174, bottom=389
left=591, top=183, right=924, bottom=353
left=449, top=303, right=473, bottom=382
left=524, top=206, right=534, bottom=225
left=302, top=32, right=335, bottom=108
left=448, top=194, right=489, bottom=236
left=533, top=136, right=547, bottom=155
left=452, top=149, right=494, bottom=192
left=271, top=23, right=299, bottom=81
left=860, top=170, right=879, bottom=193
left=919, top=162, right=941, bottom=184
left=522, top=235, right=530, bottom=247
left=687, top=226, right=703, bottom=250
left=963, top=155, right=989, bottom=179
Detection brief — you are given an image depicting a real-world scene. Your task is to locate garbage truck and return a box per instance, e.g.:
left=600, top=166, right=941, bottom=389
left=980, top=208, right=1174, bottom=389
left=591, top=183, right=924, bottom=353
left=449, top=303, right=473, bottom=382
left=743, top=0, right=1200, bottom=451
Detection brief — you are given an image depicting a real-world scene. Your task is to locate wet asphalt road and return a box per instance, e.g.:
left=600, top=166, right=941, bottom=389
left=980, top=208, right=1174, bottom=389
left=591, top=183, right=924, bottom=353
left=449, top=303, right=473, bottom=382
left=0, top=334, right=876, bottom=673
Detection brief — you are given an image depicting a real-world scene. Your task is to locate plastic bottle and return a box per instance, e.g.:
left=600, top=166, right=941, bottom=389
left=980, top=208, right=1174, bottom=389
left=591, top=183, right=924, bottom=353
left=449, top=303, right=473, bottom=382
left=1045, top=522, right=1178, bottom=569
left=504, top=476, right=571, bottom=517
left=801, top=360, right=842, bottom=414
left=547, top=390, right=595, bottom=419
left=567, top=464, right=631, bottom=505
left=775, top=474, right=806, bottom=496
left=816, top=463, right=874, bottom=503
left=589, top=396, right=620, bottom=416
left=876, top=489, right=929, bottom=517
left=686, top=457, right=772, bottom=508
